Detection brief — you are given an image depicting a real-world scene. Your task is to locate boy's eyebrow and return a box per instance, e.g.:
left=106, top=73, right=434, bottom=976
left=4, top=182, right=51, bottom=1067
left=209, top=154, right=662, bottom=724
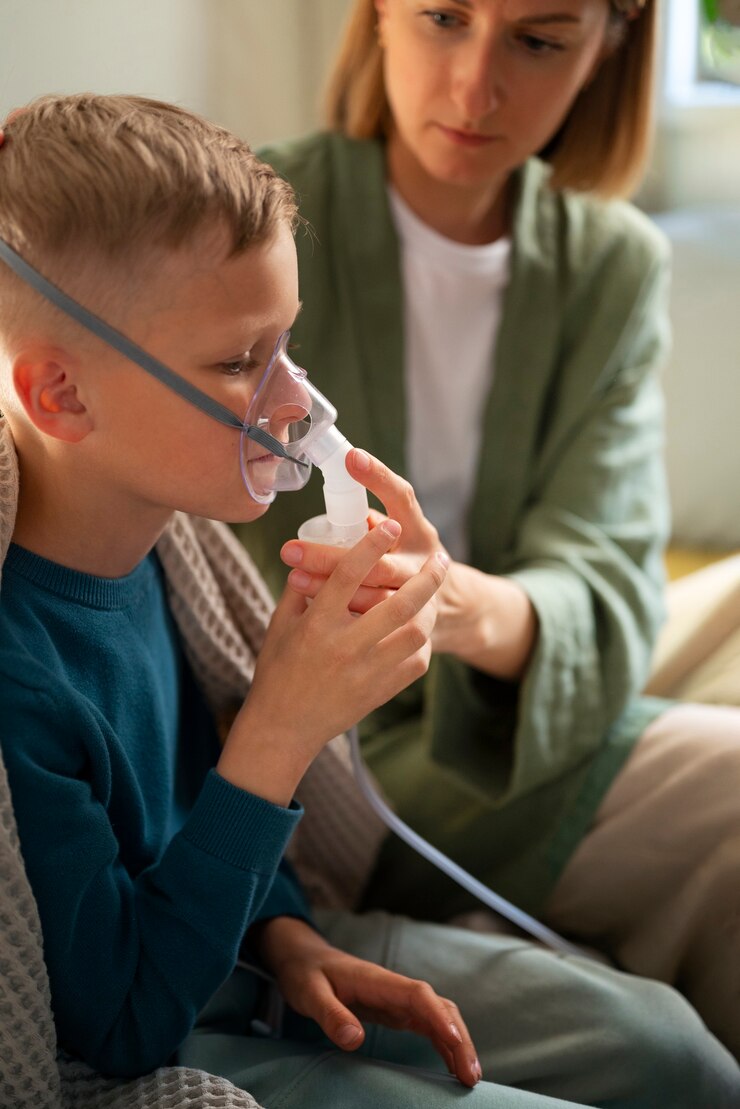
left=221, top=303, right=304, bottom=361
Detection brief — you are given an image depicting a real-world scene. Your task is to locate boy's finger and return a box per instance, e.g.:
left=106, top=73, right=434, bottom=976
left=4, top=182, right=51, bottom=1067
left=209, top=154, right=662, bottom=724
left=367, top=974, right=480, bottom=1087
left=361, top=551, right=448, bottom=643
left=311, top=520, right=402, bottom=612
left=281, top=539, right=342, bottom=576
left=282, top=539, right=407, bottom=591
left=396, top=985, right=480, bottom=1089
left=433, top=1035, right=481, bottom=1088
left=430, top=1000, right=481, bottom=1089
left=267, top=581, right=309, bottom=633
left=287, top=570, right=394, bottom=613
left=295, top=972, right=365, bottom=1052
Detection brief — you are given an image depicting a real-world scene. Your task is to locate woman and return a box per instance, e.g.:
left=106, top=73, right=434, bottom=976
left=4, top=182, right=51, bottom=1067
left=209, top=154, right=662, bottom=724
left=237, top=0, right=740, bottom=1059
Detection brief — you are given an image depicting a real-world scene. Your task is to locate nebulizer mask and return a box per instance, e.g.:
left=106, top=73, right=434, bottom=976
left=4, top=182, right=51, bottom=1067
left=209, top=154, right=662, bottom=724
left=0, top=235, right=579, bottom=959
left=240, top=331, right=369, bottom=547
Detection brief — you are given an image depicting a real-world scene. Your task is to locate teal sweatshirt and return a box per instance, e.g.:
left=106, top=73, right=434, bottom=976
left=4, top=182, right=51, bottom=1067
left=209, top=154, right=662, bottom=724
left=0, top=544, right=309, bottom=1078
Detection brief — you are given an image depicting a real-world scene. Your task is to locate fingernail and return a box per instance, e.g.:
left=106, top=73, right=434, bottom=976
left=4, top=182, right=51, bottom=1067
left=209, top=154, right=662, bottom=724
left=353, top=449, right=371, bottom=472
left=337, top=1023, right=361, bottom=1046
left=449, top=1022, right=462, bottom=1043
left=471, top=1059, right=482, bottom=1082
left=436, top=551, right=450, bottom=569
left=380, top=519, right=401, bottom=539
left=289, top=569, right=311, bottom=589
left=281, top=544, right=303, bottom=567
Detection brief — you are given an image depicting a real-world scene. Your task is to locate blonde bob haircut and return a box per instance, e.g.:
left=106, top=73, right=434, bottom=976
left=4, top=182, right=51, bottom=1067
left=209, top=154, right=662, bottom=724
left=325, top=0, right=657, bottom=198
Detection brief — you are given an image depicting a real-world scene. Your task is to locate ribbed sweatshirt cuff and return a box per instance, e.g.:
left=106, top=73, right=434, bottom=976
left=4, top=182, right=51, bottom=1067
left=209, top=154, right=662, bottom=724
left=180, top=769, right=302, bottom=872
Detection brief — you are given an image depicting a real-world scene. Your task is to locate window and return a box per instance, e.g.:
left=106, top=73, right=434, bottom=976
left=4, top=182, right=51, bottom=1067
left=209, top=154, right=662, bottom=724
left=699, top=2, right=740, bottom=86
left=663, top=0, right=740, bottom=107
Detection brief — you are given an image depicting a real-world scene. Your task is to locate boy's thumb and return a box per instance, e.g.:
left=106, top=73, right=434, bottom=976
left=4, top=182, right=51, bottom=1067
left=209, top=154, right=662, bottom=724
left=326, top=1009, right=365, bottom=1051
left=302, top=974, right=365, bottom=1052
left=271, top=581, right=309, bottom=626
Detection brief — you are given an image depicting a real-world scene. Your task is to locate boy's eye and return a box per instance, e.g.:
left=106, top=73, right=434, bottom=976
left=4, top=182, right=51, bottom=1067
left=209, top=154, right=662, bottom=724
left=220, top=357, right=259, bottom=377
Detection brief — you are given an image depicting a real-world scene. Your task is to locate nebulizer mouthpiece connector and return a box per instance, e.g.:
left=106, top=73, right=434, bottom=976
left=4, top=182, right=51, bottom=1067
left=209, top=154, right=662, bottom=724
left=298, top=424, right=369, bottom=548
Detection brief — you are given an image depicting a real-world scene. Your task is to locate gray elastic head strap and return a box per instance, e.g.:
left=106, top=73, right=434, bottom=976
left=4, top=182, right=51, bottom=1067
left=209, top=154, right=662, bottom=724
left=0, top=236, right=304, bottom=465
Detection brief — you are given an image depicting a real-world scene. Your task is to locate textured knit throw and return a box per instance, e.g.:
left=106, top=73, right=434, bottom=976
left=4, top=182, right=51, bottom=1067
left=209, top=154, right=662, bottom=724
left=0, top=415, right=388, bottom=1106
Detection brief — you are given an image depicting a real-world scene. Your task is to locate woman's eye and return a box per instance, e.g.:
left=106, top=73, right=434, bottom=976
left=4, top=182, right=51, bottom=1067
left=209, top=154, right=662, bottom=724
left=422, top=10, right=462, bottom=31
left=517, top=33, right=563, bottom=55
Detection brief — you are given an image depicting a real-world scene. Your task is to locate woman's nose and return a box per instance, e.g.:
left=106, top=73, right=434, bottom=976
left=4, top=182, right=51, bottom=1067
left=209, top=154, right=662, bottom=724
left=451, top=38, right=504, bottom=123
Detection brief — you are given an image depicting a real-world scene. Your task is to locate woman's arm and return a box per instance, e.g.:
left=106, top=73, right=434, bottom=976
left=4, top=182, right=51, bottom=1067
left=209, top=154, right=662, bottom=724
left=281, top=252, right=670, bottom=728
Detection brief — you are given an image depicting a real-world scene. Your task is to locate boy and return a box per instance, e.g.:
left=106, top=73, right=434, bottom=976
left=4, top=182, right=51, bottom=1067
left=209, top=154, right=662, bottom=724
left=0, top=95, right=736, bottom=1109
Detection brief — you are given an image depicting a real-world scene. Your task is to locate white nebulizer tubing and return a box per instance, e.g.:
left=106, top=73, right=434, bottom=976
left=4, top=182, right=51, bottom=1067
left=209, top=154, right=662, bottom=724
left=300, top=426, right=586, bottom=959
left=347, top=725, right=584, bottom=958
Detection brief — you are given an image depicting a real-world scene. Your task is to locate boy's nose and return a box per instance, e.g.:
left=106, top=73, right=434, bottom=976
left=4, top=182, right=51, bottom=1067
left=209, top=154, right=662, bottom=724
left=267, top=402, right=309, bottom=443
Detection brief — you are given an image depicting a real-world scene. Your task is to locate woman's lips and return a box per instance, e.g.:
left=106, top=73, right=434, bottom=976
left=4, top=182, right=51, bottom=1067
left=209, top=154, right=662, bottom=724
left=436, top=124, right=500, bottom=147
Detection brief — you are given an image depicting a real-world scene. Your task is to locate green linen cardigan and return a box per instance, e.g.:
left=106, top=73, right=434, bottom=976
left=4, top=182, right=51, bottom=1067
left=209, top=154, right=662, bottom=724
left=236, top=132, right=673, bottom=917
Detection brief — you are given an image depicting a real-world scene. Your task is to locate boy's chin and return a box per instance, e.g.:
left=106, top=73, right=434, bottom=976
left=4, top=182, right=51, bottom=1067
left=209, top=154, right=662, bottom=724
left=207, top=499, right=271, bottom=525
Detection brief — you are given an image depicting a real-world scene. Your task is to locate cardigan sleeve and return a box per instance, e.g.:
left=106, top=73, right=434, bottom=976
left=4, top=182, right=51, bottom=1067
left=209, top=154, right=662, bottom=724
left=429, top=246, right=671, bottom=804
left=507, top=257, right=669, bottom=786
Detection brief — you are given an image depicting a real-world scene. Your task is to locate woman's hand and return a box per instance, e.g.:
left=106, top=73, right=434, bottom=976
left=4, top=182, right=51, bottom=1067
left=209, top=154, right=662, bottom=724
left=282, top=449, right=442, bottom=614
left=217, top=517, right=449, bottom=805
left=254, top=916, right=482, bottom=1088
left=281, top=449, right=537, bottom=680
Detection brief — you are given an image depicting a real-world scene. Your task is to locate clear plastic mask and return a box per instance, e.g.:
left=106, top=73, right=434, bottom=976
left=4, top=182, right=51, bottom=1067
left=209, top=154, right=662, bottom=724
left=240, top=331, right=339, bottom=504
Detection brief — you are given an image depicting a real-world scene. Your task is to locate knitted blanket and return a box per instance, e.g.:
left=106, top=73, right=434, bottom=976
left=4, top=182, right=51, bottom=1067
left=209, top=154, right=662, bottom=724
left=0, top=415, right=387, bottom=1104
left=0, top=744, right=263, bottom=1107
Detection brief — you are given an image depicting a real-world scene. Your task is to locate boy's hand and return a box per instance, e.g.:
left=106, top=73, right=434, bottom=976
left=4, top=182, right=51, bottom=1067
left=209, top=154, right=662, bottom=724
left=254, top=916, right=482, bottom=1088
left=217, top=518, right=448, bottom=805
left=280, top=450, right=537, bottom=677
left=281, top=449, right=444, bottom=617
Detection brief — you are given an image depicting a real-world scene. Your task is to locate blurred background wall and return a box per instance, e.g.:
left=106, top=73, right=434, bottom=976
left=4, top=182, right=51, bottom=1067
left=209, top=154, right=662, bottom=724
left=0, top=0, right=349, bottom=147
left=1, top=0, right=739, bottom=550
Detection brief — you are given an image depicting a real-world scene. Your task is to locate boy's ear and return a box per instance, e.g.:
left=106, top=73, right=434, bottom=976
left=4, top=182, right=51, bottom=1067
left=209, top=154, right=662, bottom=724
left=12, top=348, right=93, bottom=443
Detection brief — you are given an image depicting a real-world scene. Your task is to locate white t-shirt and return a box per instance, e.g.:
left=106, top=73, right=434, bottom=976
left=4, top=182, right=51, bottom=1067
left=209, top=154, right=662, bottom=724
left=388, top=186, right=511, bottom=562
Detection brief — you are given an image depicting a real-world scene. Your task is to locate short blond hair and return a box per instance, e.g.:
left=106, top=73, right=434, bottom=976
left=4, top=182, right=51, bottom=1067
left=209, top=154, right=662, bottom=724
left=0, top=93, right=298, bottom=347
left=325, top=0, right=657, bottom=198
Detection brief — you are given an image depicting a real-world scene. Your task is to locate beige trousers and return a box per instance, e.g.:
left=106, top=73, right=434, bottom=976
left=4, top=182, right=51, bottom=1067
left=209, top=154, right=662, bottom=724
left=545, top=703, right=740, bottom=1061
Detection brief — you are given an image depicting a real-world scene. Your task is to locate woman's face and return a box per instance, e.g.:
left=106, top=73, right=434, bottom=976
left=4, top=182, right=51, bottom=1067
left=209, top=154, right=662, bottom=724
left=376, top=0, right=614, bottom=191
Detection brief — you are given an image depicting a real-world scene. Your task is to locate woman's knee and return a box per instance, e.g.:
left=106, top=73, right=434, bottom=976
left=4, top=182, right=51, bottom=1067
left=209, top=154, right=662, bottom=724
left=610, top=976, right=740, bottom=1108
